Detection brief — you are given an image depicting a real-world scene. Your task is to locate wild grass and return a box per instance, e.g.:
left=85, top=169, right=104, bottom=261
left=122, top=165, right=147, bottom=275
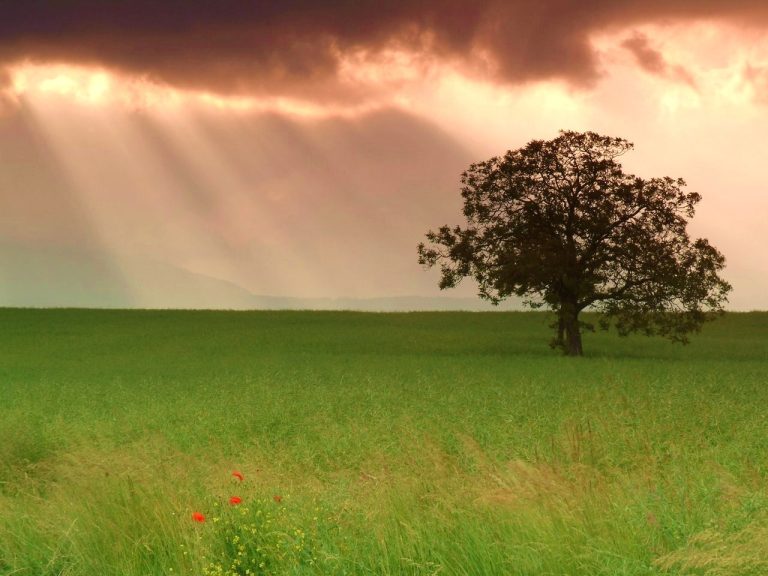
left=0, top=309, right=766, bottom=575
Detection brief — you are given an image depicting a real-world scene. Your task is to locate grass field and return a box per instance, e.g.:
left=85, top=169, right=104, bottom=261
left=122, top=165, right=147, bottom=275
left=1, top=308, right=767, bottom=575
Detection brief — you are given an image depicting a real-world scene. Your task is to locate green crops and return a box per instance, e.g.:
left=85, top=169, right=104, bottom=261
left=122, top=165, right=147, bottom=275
left=1, top=309, right=766, bottom=575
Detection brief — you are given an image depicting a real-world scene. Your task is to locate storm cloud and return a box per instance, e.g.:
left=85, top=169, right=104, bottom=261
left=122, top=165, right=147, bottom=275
left=1, top=1, right=768, bottom=100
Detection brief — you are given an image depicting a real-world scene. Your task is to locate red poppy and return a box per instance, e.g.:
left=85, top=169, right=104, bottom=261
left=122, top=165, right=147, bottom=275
left=229, top=496, right=242, bottom=505
left=192, top=512, right=205, bottom=523
left=273, top=495, right=282, bottom=503
left=232, top=471, right=244, bottom=482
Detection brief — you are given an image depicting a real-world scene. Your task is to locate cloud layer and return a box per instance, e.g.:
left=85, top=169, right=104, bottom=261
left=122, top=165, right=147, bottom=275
left=2, top=1, right=768, bottom=99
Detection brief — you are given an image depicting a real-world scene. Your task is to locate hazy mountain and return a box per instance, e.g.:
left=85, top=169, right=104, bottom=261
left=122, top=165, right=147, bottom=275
left=0, top=243, right=523, bottom=311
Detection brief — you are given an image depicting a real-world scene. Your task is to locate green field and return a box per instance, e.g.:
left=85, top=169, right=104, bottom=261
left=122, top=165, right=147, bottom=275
left=1, top=309, right=767, bottom=575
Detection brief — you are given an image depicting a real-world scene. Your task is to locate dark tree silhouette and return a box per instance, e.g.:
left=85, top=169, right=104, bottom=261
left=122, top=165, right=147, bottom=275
left=418, top=131, right=731, bottom=356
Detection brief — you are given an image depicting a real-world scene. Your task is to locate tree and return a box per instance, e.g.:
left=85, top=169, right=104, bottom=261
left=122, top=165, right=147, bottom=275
left=418, top=131, right=731, bottom=356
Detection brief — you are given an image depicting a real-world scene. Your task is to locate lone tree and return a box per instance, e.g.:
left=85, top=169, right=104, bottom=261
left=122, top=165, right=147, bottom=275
left=418, top=131, right=731, bottom=356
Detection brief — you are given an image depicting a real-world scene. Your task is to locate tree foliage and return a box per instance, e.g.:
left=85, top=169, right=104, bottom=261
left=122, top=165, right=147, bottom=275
left=418, top=131, right=731, bottom=356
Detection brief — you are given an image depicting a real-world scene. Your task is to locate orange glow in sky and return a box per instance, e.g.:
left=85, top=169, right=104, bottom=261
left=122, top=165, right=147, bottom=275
left=7, top=63, right=386, bottom=118
left=1, top=21, right=767, bottom=309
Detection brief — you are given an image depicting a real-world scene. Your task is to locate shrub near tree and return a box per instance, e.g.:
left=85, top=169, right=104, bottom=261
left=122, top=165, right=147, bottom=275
left=418, top=131, right=731, bottom=356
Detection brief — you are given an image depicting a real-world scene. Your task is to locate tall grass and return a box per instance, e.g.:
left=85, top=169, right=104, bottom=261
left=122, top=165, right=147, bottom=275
left=0, top=309, right=766, bottom=575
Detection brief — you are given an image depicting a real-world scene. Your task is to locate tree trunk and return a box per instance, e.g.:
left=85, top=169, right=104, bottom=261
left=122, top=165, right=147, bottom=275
left=550, top=315, right=566, bottom=350
left=562, top=306, right=583, bottom=357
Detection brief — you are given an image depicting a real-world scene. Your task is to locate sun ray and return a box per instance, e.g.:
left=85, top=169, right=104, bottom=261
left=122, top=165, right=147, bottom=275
left=16, top=88, right=255, bottom=304
left=147, top=106, right=324, bottom=297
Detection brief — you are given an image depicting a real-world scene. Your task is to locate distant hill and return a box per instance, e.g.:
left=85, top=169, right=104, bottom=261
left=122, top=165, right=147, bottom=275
left=0, top=243, right=523, bottom=311
left=247, top=295, right=524, bottom=312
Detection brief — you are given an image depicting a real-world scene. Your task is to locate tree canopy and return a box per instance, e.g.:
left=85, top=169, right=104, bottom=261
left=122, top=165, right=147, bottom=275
left=418, top=131, right=731, bottom=356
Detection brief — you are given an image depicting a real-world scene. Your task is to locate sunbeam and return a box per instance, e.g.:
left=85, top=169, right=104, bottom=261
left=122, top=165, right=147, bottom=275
left=1, top=19, right=767, bottom=308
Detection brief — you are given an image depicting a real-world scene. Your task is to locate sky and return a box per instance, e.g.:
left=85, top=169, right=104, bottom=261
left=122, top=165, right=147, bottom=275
left=0, top=1, right=766, bottom=310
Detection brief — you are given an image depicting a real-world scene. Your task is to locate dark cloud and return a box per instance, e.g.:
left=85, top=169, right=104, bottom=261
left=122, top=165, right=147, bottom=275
left=622, top=34, right=669, bottom=75
left=0, top=1, right=766, bottom=99
left=622, top=33, right=697, bottom=88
